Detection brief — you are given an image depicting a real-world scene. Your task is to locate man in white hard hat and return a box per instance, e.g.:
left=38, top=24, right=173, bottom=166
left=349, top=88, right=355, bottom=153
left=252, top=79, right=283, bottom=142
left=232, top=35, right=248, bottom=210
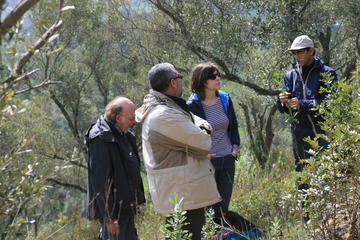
left=277, top=35, right=338, bottom=181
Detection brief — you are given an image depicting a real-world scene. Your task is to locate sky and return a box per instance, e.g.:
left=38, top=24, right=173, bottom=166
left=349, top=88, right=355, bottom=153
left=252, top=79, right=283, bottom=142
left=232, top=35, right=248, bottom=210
left=5, top=0, right=18, bottom=7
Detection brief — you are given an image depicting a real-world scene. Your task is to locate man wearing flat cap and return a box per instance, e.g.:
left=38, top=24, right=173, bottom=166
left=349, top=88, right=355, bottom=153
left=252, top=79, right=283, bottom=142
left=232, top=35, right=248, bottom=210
left=277, top=35, right=338, bottom=180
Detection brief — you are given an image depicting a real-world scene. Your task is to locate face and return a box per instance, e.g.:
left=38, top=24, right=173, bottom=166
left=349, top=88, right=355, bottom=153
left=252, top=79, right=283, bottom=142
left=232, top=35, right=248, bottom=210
left=170, top=72, right=183, bottom=97
left=204, top=70, right=222, bottom=91
left=116, top=104, right=136, bottom=131
left=175, top=77, right=183, bottom=97
left=291, top=48, right=314, bottom=67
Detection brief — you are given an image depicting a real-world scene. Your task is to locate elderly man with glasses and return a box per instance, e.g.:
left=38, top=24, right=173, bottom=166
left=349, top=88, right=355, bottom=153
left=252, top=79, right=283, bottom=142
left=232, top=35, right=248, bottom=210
left=136, top=63, right=221, bottom=240
left=85, top=96, right=145, bottom=240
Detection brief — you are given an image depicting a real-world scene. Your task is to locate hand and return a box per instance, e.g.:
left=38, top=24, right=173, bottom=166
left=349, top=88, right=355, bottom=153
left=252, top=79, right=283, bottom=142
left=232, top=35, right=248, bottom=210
left=231, top=149, right=239, bottom=158
left=207, top=153, right=216, bottom=159
left=199, top=122, right=213, bottom=135
left=106, top=220, right=120, bottom=236
left=279, top=92, right=291, bottom=107
left=289, top=97, right=300, bottom=109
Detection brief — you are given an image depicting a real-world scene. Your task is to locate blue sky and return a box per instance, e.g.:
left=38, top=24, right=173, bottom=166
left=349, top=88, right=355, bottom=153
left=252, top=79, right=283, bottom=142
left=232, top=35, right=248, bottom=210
left=6, top=0, right=19, bottom=7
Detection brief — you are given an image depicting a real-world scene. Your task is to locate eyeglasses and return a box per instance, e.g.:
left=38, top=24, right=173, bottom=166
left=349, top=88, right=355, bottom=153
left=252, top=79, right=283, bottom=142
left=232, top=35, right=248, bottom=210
left=291, top=48, right=308, bottom=55
left=209, top=72, right=221, bottom=80
left=170, top=75, right=183, bottom=80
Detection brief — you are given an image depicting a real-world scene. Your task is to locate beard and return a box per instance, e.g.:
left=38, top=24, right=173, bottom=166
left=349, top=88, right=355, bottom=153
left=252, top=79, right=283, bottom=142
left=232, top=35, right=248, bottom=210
left=177, top=89, right=183, bottom=98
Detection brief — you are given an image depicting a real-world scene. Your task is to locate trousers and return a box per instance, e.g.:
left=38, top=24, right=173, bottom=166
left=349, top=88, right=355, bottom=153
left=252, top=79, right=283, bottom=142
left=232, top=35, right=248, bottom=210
left=101, top=215, right=138, bottom=240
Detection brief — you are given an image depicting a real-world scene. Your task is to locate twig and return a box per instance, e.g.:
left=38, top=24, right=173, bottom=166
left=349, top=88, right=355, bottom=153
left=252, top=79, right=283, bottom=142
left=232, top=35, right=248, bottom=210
left=0, top=0, right=40, bottom=36
left=14, top=19, right=63, bottom=75
left=46, top=178, right=86, bottom=193
left=44, top=222, right=68, bottom=240
left=12, top=68, right=40, bottom=85
left=14, top=80, right=62, bottom=95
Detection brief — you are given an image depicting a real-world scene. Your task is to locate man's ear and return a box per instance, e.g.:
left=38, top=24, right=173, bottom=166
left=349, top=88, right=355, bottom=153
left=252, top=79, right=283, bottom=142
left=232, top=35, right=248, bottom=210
left=169, top=79, right=175, bottom=88
left=115, top=114, right=121, bottom=124
left=310, top=47, right=316, bottom=56
left=168, top=79, right=177, bottom=90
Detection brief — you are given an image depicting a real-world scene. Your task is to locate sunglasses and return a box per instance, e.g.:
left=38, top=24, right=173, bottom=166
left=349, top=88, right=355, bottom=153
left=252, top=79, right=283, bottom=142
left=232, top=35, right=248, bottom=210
left=209, top=72, right=221, bottom=80
left=291, top=48, right=309, bottom=55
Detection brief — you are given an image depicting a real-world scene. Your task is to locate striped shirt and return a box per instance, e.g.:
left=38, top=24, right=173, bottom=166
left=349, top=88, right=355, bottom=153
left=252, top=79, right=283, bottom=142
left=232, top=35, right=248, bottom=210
left=203, top=99, right=232, bottom=157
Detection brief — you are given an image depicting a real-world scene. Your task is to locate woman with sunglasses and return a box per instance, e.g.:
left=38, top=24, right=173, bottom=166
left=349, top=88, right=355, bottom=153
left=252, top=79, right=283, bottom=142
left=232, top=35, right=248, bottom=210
left=187, top=62, right=240, bottom=224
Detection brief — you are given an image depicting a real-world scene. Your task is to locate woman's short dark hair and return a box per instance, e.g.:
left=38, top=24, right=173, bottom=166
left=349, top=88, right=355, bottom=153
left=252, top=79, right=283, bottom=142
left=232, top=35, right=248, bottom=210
left=190, top=62, right=219, bottom=100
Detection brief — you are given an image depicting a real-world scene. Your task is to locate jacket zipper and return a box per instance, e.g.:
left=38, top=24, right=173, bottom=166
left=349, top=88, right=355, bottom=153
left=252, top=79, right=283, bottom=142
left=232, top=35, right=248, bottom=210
left=297, top=65, right=318, bottom=136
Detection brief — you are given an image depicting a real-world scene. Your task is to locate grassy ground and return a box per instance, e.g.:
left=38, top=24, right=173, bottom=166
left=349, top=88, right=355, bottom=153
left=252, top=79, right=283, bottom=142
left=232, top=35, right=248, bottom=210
left=26, top=148, right=311, bottom=240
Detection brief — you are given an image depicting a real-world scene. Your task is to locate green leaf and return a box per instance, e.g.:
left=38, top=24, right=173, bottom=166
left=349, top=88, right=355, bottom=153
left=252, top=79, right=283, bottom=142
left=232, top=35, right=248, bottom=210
left=44, top=1, right=58, bottom=10
left=35, top=19, right=52, bottom=26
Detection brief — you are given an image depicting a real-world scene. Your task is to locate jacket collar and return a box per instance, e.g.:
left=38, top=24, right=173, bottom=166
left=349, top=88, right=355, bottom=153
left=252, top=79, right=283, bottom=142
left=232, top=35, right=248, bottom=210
left=85, top=115, right=123, bottom=144
left=136, top=90, right=191, bottom=123
left=165, top=94, right=190, bottom=114
left=187, top=90, right=229, bottom=113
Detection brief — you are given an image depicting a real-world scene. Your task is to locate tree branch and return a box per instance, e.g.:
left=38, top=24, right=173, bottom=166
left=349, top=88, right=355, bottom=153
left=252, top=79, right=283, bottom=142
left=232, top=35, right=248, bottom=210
left=318, top=26, right=332, bottom=65
left=11, top=68, right=39, bottom=85
left=264, top=104, right=277, bottom=153
left=50, top=91, right=77, bottom=137
left=149, top=0, right=279, bottom=96
left=41, top=153, right=87, bottom=169
left=14, top=79, right=62, bottom=95
left=14, top=19, right=63, bottom=75
left=0, top=0, right=40, bottom=37
left=46, top=178, right=86, bottom=193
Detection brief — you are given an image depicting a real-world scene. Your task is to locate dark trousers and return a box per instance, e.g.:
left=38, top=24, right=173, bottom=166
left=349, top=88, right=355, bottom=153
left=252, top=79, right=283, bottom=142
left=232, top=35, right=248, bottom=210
left=292, top=129, right=328, bottom=172
left=210, top=155, right=236, bottom=221
left=165, top=207, right=205, bottom=240
left=101, top=215, right=137, bottom=240
left=292, top=128, right=328, bottom=193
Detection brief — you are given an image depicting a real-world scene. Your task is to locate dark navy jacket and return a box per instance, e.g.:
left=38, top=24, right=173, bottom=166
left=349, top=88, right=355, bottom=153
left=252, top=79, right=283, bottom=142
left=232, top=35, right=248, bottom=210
left=187, top=90, right=240, bottom=146
left=277, top=57, right=337, bottom=136
left=84, top=115, right=145, bottom=221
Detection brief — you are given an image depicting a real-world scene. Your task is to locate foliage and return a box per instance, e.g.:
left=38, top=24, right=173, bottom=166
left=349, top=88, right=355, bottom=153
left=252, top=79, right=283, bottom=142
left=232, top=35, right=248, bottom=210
left=273, top=71, right=299, bottom=125
left=0, top=0, right=73, bottom=238
left=0, top=0, right=359, bottom=239
left=201, top=208, right=218, bottom=239
left=298, top=57, right=360, bottom=239
left=160, top=195, right=192, bottom=240
left=269, top=217, right=282, bottom=240
left=25, top=214, right=100, bottom=240
left=0, top=145, right=47, bottom=239
left=136, top=202, right=164, bottom=239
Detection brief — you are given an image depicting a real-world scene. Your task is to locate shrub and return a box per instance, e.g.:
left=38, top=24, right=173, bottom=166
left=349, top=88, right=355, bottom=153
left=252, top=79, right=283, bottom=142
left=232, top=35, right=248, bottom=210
left=298, top=57, right=360, bottom=239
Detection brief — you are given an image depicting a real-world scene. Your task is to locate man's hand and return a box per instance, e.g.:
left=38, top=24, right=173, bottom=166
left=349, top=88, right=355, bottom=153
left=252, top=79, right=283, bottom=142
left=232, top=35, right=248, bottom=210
left=106, top=220, right=120, bottom=236
left=198, top=121, right=213, bottom=135
left=289, top=97, right=300, bottom=109
left=193, top=115, right=213, bottom=135
left=279, top=92, right=291, bottom=107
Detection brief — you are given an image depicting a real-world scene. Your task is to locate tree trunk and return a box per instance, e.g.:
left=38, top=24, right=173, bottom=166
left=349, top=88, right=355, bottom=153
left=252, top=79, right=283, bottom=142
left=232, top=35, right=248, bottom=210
left=239, top=100, right=277, bottom=168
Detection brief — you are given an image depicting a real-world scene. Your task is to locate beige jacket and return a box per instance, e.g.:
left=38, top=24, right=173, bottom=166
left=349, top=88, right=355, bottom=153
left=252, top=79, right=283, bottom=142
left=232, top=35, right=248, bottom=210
left=136, top=90, right=221, bottom=214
